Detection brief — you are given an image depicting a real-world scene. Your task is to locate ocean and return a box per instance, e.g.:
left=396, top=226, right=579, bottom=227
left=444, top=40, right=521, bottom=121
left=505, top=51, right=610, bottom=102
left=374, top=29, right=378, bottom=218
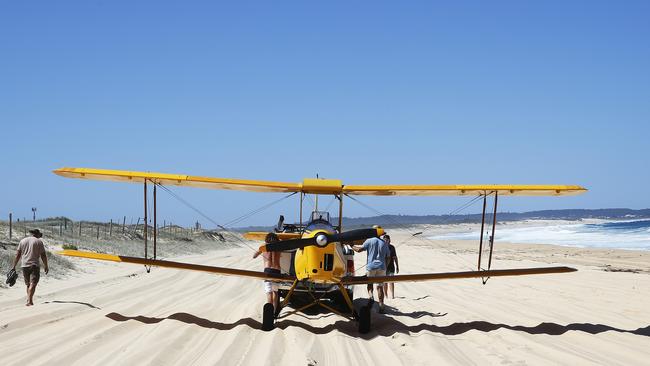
left=429, top=219, right=650, bottom=250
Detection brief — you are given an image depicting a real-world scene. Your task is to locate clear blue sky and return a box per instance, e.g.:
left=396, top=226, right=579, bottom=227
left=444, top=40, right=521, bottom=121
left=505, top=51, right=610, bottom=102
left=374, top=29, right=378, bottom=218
left=1, top=1, right=648, bottom=227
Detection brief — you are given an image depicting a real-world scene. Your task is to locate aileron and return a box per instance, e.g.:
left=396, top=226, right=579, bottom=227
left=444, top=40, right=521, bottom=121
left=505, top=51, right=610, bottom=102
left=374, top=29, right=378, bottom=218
left=341, top=266, right=577, bottom=285
left=58, top=250, right=295, bottom=282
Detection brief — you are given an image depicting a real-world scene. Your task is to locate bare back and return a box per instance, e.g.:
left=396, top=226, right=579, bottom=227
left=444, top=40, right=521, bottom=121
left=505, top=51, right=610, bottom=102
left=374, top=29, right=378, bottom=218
left=262, top=251, right=281, bottom=270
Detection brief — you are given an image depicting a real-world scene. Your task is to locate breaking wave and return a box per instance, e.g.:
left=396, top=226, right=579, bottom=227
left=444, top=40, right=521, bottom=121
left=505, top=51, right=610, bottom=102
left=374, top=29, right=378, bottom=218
left=429, top=219, right=650, bottom=250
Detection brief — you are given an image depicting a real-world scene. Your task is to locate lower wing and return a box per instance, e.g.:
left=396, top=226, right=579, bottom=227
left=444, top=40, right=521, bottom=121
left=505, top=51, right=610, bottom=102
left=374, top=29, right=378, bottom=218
left=57, top=250, right=296, bottom=283
left=341, top=266, right=576, bottom=285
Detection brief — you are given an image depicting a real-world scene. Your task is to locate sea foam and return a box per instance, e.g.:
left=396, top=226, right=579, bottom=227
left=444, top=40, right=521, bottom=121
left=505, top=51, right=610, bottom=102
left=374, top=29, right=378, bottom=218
left=429, top=219, right=650, bottom=250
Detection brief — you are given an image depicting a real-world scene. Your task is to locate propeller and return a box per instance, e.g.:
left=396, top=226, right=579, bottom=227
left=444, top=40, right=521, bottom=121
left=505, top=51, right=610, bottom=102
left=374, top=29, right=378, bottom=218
left=264, top=227, right=384, bottom=252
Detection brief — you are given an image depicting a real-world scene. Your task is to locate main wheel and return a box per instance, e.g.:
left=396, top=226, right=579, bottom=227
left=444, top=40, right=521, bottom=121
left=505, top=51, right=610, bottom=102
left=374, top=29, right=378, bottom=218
left=262, top=303, right=275, bottom=331
left=358, top=305, right=371, bottom=334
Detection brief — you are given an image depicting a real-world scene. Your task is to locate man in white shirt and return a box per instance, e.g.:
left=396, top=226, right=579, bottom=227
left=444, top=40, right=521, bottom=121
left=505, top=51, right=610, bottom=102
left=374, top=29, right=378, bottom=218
left=12, top=229, right=49, bottom=306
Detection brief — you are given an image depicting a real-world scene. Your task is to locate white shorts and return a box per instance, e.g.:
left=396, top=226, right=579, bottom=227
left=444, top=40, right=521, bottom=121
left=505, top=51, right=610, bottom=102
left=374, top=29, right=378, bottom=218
left=264, top=281, right=279, bottom=294
left=367, top=268, right=386, bottom=285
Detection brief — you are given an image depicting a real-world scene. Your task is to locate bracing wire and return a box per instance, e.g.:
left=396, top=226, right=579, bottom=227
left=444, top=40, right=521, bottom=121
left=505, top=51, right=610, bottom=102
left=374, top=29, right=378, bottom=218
left=305, top=194, right=316, bottom=210
left=345, top=194, right=482, bottom=272
left=416, top=193, right=489, bottom=234
left=155, top=183, right=297, bottom=252
left=222, top=192, right=298, bottom=228
left=323, top=196, right=337, bottom=212
left=155, top=183, right=258, bottom=251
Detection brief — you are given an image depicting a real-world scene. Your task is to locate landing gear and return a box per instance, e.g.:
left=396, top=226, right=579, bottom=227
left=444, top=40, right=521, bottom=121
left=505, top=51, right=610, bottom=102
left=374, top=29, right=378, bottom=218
left=358, top=305, right=371, bottom=334
left=329, top=289, right=354, bottom=311
left=270, top=281, right=371, bottom=333
left=262, top=303, right=275, bottom=331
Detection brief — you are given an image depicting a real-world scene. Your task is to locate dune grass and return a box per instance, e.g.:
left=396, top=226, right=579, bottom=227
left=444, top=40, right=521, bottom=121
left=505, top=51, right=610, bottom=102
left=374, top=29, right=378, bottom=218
left=0, top=217, right=249, bottom=287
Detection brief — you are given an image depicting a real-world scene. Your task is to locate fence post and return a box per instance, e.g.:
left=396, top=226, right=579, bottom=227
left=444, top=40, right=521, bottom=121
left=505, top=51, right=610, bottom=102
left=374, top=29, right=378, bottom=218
left=122, top=216, right=126, bottom=233
left=109, top=219, right=113, bottom=237
left=9, top=213, right=12, bottom=241
left=79, top=222, right=82, bottom=237
left=96, top=225, right=99, bottom=239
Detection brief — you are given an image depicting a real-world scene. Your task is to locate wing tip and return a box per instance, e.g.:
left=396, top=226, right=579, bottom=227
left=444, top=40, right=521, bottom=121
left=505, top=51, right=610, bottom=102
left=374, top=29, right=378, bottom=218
left=52, top=167, right=67, bottom=175
left=56, top=249, right=86, bottom=257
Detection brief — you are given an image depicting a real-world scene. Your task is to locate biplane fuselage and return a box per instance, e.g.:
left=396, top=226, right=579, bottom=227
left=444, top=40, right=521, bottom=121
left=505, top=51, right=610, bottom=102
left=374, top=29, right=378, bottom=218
left=294, top=224, right=347, bottom=283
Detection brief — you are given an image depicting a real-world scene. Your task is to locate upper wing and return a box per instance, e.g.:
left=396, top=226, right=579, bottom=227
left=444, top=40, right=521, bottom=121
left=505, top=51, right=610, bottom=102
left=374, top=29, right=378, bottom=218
left=340, top=266, right=576, bottom=285
left=54, top=167, right=587, bottom=196
left=58, top=250, right=296, bottom=283
left=53, top=167, right=302, bottom=193
left=342, top=185, right=587, bottom=196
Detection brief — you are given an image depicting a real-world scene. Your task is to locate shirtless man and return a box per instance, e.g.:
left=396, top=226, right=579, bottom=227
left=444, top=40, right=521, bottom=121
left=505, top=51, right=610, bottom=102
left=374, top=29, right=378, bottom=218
left=253, top=233, right=281, bottom=312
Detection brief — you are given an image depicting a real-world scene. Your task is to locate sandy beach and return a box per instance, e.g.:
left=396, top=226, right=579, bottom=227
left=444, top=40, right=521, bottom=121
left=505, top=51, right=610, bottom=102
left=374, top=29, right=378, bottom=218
left=3, top=0, right=648, bottom=364
left=1, top=226, right=649, bottom=366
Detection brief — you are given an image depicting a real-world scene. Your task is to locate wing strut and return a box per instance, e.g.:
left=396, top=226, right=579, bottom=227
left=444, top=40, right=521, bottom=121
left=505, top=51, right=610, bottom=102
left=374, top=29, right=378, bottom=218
left=142, top=179, right=159, bottom=273
left=477, top=191, right=498, bottom=284
left=154, top=182, right=158, bottom=260
left=477, top=194, right=487, bottom=270
left=488, top=191, right=498, bottom=271
left=144, top=180, right=149, bottom=272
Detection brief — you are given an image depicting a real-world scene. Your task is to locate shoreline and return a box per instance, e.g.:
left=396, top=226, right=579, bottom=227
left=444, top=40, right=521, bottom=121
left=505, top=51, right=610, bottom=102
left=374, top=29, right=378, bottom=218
left=415, top=219, right=650, bottom=252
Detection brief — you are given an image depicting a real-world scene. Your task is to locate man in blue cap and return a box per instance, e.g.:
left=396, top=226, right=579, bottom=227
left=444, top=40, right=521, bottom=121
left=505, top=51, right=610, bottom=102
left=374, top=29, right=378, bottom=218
left=352, top=226, right=390, bottom=313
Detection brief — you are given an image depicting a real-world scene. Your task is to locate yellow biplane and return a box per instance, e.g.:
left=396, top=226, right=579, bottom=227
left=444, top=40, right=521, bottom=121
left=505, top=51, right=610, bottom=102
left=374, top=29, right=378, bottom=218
left=54, top=167, right=586, bottom=333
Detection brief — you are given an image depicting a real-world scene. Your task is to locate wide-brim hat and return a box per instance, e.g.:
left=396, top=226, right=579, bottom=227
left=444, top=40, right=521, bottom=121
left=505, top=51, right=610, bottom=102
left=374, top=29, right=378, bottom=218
left=28, top=228, right=42, bottom=236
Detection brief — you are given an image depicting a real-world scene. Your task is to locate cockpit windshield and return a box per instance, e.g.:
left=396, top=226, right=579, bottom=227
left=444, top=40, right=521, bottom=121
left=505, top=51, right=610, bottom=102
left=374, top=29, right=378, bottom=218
left=305, top=221, right=335, bottom=233
left=310, top=211, right=330, bottom=223
left=305, top=211, right=335, bottom=233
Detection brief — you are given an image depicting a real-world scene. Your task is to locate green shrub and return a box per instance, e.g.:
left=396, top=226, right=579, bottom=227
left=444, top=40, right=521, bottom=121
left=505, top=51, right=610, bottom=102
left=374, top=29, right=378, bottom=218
left=62, top=244, right=78, bottom=250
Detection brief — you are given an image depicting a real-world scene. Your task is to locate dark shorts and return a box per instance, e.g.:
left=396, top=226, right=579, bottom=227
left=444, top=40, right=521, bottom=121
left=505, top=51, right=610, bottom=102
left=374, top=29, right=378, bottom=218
left=263, top=268, right=281, bottom=275
left=263, top=268, right=281, bottom=293
left=22, top=266, right=40, bottom=286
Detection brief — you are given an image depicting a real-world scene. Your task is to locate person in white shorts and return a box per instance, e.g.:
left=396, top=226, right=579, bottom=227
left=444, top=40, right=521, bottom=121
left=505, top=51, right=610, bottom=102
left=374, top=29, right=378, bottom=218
left=253, top=233, right=281, bottom=312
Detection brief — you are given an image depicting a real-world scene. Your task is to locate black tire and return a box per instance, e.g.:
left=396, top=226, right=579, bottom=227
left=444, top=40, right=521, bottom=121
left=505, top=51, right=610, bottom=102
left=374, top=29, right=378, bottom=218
left=262, top=303, right=275, bottom=331
left=358, top=305, right=371, bottom=334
